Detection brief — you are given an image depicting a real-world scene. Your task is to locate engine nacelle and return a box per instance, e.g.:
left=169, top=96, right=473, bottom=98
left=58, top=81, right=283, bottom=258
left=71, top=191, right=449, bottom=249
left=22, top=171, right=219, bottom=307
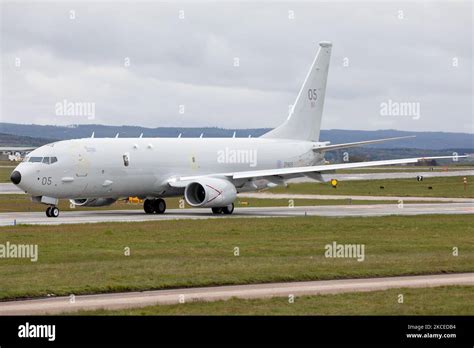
left=70, top=198, right=117, bottom=207
left=184, top=178, right=237, bottom=208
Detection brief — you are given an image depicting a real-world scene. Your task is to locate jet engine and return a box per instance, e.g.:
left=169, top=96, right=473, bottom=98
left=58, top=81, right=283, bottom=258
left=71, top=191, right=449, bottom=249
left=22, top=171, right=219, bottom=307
left=69, top=198, right=117, bottom=207
left=184, top=178, right=237, bottom=208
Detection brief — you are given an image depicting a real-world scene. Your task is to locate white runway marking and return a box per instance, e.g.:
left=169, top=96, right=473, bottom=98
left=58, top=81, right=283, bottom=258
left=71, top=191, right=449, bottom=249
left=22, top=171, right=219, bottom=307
left=0, top=273, right=472, bottom=315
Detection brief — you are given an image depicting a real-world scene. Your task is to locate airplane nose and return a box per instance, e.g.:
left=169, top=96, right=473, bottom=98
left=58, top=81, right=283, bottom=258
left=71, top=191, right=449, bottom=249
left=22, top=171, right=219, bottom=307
left=10, top=171, right=21, bottom=185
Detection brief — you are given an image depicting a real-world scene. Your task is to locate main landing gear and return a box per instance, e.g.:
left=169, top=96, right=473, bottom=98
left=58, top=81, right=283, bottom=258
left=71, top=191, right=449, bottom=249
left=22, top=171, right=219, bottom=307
left=211, top=203, right=234, bottom=215
left=143, top=198, right=166, bottom=214
left=46, top=206, right=60, bottom=218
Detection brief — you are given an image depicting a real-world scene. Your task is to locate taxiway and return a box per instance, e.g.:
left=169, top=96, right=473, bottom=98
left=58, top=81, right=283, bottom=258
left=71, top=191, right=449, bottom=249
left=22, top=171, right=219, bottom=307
left=0, top=273, right=472, bottom=315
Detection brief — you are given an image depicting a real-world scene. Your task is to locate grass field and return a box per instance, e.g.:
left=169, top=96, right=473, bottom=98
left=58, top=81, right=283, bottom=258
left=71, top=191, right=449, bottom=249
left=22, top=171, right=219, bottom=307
left=0, top=160, right=18, bottom=166
left=271, top=176, right=473, bottom=198
left=0, top=214, right=472, bottom=301
left=0, top=194, right=441, bottom=213
left=78, top=286, right=474, bottom=315
left=0, top=166, right=15, bottom=182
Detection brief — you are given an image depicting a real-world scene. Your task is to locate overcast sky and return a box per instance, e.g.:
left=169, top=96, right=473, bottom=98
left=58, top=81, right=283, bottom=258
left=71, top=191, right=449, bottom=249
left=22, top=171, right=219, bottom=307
left=1, top=0, right=472, bottom=133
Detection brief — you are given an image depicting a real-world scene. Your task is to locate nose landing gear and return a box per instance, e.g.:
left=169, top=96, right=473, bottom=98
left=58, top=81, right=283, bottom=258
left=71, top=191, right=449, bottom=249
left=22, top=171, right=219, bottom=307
left=46, top=206, right=60, bottom=218
left=143, top=198, right=166, bottom=214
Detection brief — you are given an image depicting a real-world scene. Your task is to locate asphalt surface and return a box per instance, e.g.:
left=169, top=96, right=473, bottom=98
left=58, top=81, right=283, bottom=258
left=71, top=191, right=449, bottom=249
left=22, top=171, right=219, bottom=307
left=0, top=183, right=23, bottom=194
left=239, top=193, right=474, bottom=202
left=0, top=273, right=472, bottom=315
left=0, top=203, right=473, bottom=226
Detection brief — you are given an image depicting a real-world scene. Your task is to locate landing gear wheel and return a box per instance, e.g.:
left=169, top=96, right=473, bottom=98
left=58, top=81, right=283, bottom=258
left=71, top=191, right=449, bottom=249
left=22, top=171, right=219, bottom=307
left=222, top=203, right=234, bottom=215
left=144, top=199, right=154, bottom=214
left=212, top=207, right=223, bottom=214
left=153, top=198, right=166, bottom=214
left=51, top=207, right=60, bottom=217
left=46, top=206, right=59, bottom=218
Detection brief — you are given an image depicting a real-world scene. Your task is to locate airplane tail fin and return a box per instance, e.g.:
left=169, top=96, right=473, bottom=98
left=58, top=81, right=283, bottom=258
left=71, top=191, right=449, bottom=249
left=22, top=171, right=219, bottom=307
left=262, top=41, right=332, bottom=142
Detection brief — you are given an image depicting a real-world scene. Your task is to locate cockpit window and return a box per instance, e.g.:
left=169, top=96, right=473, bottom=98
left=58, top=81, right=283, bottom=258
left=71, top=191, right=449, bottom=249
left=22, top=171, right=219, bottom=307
left=24, top=156, right=58, bottom=164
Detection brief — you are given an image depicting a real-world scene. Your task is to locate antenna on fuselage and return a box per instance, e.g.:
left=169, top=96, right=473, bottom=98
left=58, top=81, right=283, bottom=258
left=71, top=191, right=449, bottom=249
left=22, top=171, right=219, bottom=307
left=232, top=131, right=236, bottom=138
left=115, top=133, right=119, bottom=138
left=139, top=133, right=143, bottom=138
left=199, top=133, right=203, bottom=138
left=178, top=133, right=182, bottom=138
left=91, top=132, right=95, bottom=138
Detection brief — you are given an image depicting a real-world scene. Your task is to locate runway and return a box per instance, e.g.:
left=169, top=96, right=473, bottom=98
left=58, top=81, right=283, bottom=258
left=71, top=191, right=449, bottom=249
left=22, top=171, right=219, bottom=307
left=0, top=273, right=472, bottom=315
left=239, top=192, right=474, bottom=203
left=0, top=183, right=23, bottom=194
left=0, top=203, right=473, bottom=226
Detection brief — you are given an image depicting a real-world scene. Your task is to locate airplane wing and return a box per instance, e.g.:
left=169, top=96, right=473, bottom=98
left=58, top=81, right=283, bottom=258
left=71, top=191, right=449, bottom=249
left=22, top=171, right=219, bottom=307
left=169, top=155, right=467, bottom=186
left=313, top=135, right=416, bottom=152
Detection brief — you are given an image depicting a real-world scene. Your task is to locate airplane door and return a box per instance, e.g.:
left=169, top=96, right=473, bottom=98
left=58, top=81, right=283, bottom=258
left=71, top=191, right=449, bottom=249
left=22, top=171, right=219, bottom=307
left=75, top=152, right=89, bottom=177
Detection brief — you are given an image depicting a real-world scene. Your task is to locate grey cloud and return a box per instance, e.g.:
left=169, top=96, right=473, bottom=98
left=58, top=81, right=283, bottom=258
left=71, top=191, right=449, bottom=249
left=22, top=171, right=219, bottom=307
left=1, top=1, right=472, bottom=132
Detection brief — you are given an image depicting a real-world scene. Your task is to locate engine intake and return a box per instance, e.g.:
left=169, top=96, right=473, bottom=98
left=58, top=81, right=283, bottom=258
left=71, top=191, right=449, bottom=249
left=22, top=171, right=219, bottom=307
left=184, top=178, right=236, bottom=208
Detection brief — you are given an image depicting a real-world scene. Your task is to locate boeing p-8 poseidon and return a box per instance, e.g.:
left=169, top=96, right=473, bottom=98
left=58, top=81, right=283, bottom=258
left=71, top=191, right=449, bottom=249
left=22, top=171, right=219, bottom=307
left=10, top=42, right=462, bottom=217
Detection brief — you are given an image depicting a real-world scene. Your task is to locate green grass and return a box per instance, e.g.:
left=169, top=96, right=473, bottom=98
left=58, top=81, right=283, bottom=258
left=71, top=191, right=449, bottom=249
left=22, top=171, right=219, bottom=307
left=270, top=176, right=473, bottom=198
left=0, top=167, right=15, bottom=182
left=0, top=160, right=18, bottom=166
left=0, top=194, right=441, bottom=213
left=0, top=215, right=472, bottom=301
left=78, top=286, right=474, bottom=315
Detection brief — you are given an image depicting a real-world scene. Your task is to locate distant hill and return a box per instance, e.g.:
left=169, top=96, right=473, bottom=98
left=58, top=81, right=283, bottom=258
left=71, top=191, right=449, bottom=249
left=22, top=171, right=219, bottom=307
left=0, top=132, right=58, bottom=147
left=0, top=122, right=473, bottom=150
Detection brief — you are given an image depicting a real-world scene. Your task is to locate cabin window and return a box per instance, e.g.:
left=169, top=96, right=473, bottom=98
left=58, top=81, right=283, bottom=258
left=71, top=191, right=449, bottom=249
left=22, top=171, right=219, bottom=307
left=42, top=157, right=50, bottom=164
left=50, top=157, right=58, bottom=164
left=29, top=157, right=43, bottom=163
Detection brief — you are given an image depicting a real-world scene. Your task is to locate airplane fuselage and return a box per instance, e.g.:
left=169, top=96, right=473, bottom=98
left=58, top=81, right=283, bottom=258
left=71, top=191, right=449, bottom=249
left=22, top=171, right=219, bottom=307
left=13, top=138, right=324, bottom=199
